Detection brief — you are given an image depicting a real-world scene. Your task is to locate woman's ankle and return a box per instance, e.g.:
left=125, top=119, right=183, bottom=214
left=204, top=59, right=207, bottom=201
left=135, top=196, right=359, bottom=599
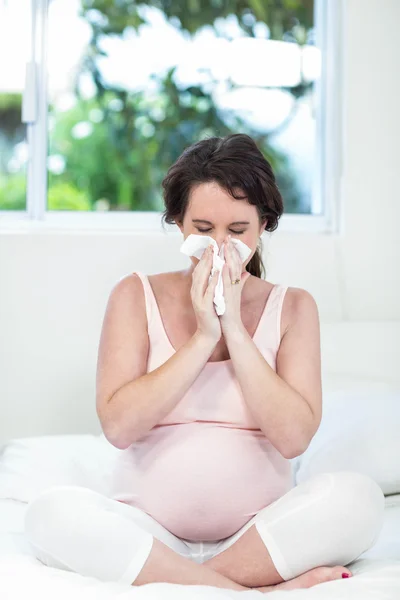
left=133, top=538, right=249, bottom=591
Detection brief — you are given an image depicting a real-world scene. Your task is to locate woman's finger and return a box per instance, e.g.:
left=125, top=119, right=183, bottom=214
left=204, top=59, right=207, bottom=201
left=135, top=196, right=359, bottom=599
left=205, top=270, right=219, bottom=299
left=224, top=242, right=235, bottom=280
left=193, top=245, right=214, bottom=295
left=226, top=240, right=242, bottom=279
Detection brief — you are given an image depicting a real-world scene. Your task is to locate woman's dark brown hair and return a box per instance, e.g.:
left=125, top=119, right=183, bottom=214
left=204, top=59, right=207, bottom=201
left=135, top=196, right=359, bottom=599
left=161, top=133, right=284, bottom=279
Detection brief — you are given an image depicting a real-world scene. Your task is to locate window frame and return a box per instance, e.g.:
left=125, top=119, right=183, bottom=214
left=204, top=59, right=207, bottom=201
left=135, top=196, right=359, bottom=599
left=0, top=0, right=344, bottom=234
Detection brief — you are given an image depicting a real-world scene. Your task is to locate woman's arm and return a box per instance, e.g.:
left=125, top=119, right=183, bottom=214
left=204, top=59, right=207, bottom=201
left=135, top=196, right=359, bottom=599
left=223, top=288, right=322, bottom=459
left=104, top=332, right=217, bottom=450
left=96, top=274, right=219, bottom=450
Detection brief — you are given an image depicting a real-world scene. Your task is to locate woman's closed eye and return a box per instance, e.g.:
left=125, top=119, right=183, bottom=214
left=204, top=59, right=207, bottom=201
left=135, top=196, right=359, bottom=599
left=196, top=228, right=245, bottom=235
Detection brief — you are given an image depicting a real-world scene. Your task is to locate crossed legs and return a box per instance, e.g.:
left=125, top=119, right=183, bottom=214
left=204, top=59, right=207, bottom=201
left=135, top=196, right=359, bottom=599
left=203, top=471, right=384, bottom=587
left=24, top=471, right=384, bottom=590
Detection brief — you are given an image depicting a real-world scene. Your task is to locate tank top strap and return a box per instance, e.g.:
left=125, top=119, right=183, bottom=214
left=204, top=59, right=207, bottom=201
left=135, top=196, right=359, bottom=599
left=132, top=271, right=154, bottom=331
left=254, top=283, right=289, bottom=349
left=275, top=284, right=289, bottom=344
left=133, top=271, right=177, bottom=364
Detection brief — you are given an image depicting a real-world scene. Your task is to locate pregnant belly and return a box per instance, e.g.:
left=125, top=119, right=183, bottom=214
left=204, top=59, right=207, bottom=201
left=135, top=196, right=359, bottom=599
left=127, top=422, right=292, bottom=541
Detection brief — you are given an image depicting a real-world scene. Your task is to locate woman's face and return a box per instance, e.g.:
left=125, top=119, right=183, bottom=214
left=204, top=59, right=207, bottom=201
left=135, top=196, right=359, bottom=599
left=177, top=181, right=267, bottom=272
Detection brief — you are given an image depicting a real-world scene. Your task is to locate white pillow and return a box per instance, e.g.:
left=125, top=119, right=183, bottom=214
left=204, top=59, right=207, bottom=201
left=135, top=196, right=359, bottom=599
left=293, top=387, right=400, bottom=495
left=0, top=434, right=122, bottom=503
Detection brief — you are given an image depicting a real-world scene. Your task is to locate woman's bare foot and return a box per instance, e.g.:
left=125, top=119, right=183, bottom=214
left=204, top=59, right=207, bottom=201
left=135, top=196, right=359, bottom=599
left=254, top=565, right=353, bottom=593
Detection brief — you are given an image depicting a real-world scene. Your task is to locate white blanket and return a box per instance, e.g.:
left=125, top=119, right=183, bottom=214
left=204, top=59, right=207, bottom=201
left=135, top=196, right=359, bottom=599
left=1, top=498, right=400, bottom=599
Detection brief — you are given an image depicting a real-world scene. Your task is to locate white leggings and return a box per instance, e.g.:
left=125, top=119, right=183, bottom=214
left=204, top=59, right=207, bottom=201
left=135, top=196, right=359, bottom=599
left=24, top=471, right=384, bottom=586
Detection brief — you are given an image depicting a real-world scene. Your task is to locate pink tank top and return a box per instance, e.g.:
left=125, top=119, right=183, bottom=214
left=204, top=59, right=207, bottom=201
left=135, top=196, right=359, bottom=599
left=110, top=271, right=293, bottom=542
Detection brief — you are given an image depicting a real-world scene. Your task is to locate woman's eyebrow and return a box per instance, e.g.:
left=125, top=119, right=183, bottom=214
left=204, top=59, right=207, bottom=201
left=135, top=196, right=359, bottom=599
left=192, top=219, right=250, bottom=225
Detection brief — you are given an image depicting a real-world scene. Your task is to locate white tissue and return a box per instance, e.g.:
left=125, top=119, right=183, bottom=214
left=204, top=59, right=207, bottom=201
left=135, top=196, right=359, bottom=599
left=179, top=234, right=252, bottom=315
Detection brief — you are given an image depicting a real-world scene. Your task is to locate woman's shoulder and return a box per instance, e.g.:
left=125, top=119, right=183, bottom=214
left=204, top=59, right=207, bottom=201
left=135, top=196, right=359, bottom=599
left=245, top=274, right=305, bottom=302
left=245, top=276, right=317, bottom=337
left=112, top=271, right=178, bottom=302
left=121, top=270, right=178, bottom=287
left=280, top=285, right=318, bottom=312
left=278, top=285, right=319, bottom=338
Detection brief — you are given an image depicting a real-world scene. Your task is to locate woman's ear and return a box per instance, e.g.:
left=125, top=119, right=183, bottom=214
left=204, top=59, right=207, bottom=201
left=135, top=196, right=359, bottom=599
left=259, top=219, right=267, bottom=235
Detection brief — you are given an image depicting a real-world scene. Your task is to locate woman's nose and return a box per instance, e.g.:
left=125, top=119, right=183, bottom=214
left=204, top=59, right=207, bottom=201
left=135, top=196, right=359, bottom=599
left=214, top=237, right=227, bottom=250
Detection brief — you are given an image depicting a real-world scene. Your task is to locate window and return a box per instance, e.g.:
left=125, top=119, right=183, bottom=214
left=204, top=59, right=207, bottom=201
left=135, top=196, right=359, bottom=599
left=0, top=0, right=343, bottom=232
left=0, top=0, right=31, bottom=212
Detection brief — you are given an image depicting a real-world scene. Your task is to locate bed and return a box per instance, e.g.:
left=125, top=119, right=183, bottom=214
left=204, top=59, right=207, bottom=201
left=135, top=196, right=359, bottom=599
left=0, top=493, right=400, bottom=599
left=1, top=322, right=400, bottom=598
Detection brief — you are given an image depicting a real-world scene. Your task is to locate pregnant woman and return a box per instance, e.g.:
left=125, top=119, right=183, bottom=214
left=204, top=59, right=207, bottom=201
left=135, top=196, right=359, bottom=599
left=24, top=134, right=384, bottom=593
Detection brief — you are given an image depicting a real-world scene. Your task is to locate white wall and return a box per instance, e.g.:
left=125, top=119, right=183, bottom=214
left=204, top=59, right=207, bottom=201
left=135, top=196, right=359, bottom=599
left=0, top=0, right=399, bottom=443
left=340, top=0, right=400, bottom=319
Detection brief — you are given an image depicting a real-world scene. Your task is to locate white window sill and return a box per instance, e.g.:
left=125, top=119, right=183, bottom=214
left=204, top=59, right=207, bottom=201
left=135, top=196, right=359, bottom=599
left=0, top=211, right=337, bottom=235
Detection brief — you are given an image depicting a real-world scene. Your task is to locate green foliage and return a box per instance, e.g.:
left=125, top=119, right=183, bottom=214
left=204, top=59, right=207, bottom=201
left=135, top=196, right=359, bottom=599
left=81, top=0, right=314, bottom=40
left=0, top=94, right=24, bottom=138
left=48, top=69, right=299, bottom=212
left=1, top=1, right=314, bottom=214
left=0, top=175, right=91, bottom=211
left=0, top=94, right=22, bottom=110
left=48, top=182, right=92, bottom=210
left=73, top=0, right=314, bottom=212
left=0, top=174, right=26, bottom=210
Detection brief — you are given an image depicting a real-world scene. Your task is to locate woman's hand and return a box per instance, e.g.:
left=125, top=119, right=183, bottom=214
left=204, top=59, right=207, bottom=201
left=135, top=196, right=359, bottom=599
left=219, top=235, right=248, bottom=333
left=191, top=244, right=222, bottom=343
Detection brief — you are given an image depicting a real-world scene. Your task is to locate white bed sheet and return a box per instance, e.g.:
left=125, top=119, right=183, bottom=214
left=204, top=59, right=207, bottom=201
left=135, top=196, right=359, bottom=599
left=0, top=497, right=400, bottom=599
